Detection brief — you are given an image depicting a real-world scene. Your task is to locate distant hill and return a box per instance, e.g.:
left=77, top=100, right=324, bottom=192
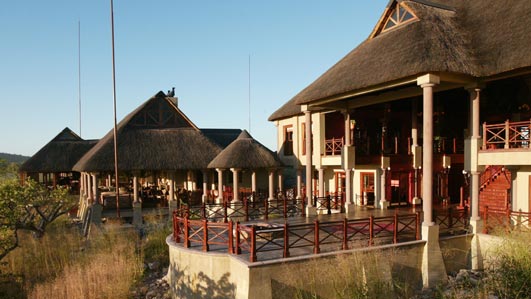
left=0, top=153, right=30, bottom=164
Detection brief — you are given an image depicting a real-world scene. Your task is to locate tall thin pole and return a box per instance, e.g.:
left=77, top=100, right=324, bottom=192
left=248, top=54, right=251, bottom=133
left=110, top=0, right=120, bottom=217
left=78, top=20, right=82, bottom=137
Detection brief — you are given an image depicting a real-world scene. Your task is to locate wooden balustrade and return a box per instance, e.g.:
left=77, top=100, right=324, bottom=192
left=483, top=206, right=531, bottom=234
left=483, top=120, right=531, bottom=150
left=173, top=211, right=422, bottom=263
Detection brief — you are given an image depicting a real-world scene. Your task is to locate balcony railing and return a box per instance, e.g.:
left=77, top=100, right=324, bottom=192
left=324, top=137, right=344, bottom=156
left=483, top=120, right=531, bottom=150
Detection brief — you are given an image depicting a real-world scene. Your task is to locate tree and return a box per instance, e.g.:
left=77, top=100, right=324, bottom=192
left=0, top=159, right=18, bottom=184
left=0, top=179, right=75, bottom=261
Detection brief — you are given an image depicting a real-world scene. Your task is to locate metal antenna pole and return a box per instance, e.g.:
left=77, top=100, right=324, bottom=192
left=78, top=20, right=82, bottom=137
left=248, top=54, right=251, bottom=133
left=110, top=0, right=120, bottom=217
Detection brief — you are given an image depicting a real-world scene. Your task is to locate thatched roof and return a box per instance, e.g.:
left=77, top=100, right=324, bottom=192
left=20, top=127, right=98, bottom=173
left=73, top=92, right=223, bottom=173
left=208, top=130, right=283, bottom=169
left=200, top=128, right=242, bottom=148
left=269, top=0, right=531, bottom=120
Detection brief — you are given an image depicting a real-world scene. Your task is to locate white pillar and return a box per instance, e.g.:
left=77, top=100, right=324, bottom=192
left=469, top=87, right=481, bottom=221
left=87, top=173, right=93, bottom=203
left=202, top=170, right=208, bottom=204
left=418, top=74, right=439, bottom=226
left=343, top=110, right=354, bottom=211
left=296, top=168, right=302, bottom=200
left=268, top=169, right=275, bottom=200
left=92, top=173, right=98, bottom=205
left=231, top=168, right=240, bottom=202
left=318, top=168, right=325, bottom=197
left=304, top=108, right=314, bottom=209
left=133, top=176, right=139, bottom=203
left=278, top=171, right=283, bottom=193
left=251, top=171, right=257, bottom=194
left=169, top=174, right=175, bottom=202
left=216, top=168, right=224, bottom=203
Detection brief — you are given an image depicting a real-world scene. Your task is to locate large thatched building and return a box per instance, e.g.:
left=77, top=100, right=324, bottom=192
left=19, top=127, right=97, bottom=192
left=73, top=91, right=281, bottom=221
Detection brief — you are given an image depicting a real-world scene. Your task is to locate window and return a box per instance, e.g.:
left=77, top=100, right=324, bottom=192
left=381, top=3, right=417, bottom=33
left=370, top=2, right=418, bottom=38
left=283, top=125, right=294, bottom=156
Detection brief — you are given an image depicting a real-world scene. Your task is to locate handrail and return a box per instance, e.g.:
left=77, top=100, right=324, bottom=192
left=483, top=206, right=531, bottom=234
left=324, top=137, right=344, bottom=156
left=483, top=119, right=531, bottom=150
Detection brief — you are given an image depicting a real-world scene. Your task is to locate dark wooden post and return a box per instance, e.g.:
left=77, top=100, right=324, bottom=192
left=283, top=196, right=287, bottom=218
left=201, top=202, right=206, bottom=219
left=415, top=211, right=421, bottom=240
left=244, top=198, right=249, bottom=222
left=448, top=207, right=453, bottom=229
left=342, top=218, right=348, bottom=250
left=369, top=215, right=374, bottom=246
left=250, top=225, right=257, bottom=262
left=283, top=222, right=290, bottom=258
left=235, top=222, right=242, bottom=254
left=223, top=201, right=228, bottom=223
left=202, top=219, right=209, bottom=252
left=314, top=220, right=320, bottom=254
left=265, top=198, right=269, bottom=220
left=326, top=195, right=331, bottom=215
left=393, top=213, right=398, bottom=244
left=184, top=217, right=190, bottom=248
left=483, top=206, right=489, bottom=234
left=173, top=212, right=180, bottom=242
left=228, top=221, right=234, bottom=254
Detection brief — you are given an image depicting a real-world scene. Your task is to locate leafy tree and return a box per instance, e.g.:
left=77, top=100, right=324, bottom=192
left=0, top=159, right=18, bottom=184
left=0, top=179, right=75, bottom=261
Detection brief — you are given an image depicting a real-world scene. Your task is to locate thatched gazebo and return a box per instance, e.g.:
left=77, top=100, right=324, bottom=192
left=19, top=127, right=97, bottom=192
left=208, top=130, right=283, bottom=202
left=73, top=91, right=237, bottom=218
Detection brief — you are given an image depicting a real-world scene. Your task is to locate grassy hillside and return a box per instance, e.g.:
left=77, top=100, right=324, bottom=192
left=0, top=153, right=29, bottom=164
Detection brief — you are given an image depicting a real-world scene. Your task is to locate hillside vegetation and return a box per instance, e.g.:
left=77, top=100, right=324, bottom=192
left=0, top=153, right=29, bottom=164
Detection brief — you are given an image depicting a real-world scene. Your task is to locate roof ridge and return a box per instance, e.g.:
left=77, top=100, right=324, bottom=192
left=407, top=0, right=456, bottom=12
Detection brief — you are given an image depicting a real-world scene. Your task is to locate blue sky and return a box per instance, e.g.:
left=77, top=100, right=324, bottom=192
left=0, top=1, right=387, bottom=156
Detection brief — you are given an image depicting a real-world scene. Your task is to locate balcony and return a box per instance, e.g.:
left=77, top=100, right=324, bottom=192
left=324, top=137, right=344, bottom=156
left=478, top=120, right=531, bottom=166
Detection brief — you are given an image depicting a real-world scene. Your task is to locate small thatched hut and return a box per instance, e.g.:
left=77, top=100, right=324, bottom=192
left=208, top=130, right=283, bottom=201
left=19, top=127, right=97, bottom=191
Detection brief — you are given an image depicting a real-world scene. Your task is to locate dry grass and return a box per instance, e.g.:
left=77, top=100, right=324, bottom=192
left=276, top=249, right=417, bottom=299
left=1, top=217, right=144, bottom=299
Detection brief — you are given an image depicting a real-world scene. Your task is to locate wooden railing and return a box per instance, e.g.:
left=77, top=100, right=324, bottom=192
left=175, top=196, right=306, bottom=222
left=483, top=207, right=531, bottom=234
left=433, top=206, right=469, bottom=234
left=324, top=137, right=344, bottom=156
left=483, top=120, right=531, bottom=150
left=173, top=212, right=421, bottom=263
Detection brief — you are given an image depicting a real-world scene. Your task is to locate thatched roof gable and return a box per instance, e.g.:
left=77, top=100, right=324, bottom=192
left=208, top=130, right=283, bottom=169
left=20, top=127, right=98, bottom=173
left=293, top=0, right=473, bottom=105
left=73, top=92, right=222, bottom=172
left=270, top=0, right=531, bottom=119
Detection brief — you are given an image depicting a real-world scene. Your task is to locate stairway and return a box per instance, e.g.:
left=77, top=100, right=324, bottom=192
left=479, top=166, right=511, bottom=212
